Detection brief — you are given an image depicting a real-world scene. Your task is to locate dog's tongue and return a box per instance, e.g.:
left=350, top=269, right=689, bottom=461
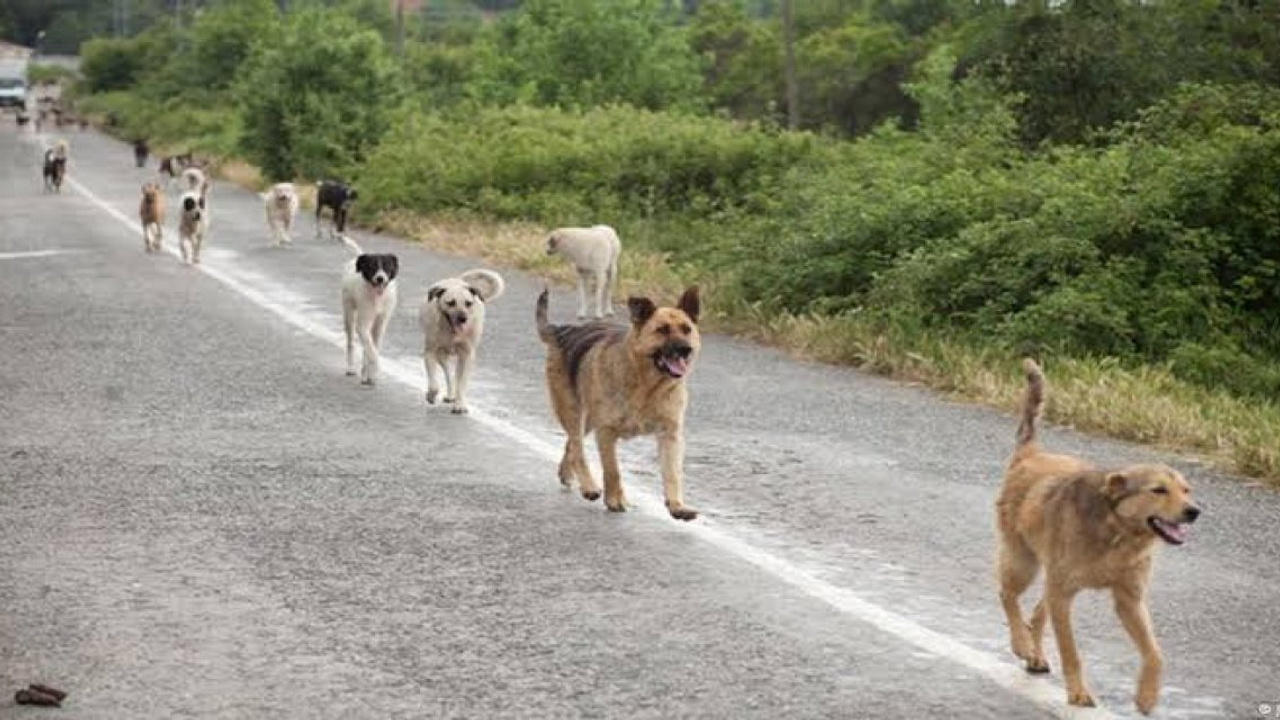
left=1153, top=518, right=1189, bottom=544
left=664, top=356, right=689, bottom=378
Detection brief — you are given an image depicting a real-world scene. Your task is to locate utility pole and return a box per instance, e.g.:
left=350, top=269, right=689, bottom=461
left=782, top=0, right=798, bottom=130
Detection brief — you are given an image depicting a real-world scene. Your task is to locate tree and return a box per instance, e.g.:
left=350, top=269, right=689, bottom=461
left=471, top=0, right=705, bottom=111
left=238, top=8, right=403, bottom=180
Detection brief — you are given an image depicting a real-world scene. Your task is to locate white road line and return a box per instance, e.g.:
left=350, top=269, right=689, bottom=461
left=0, top=249, right=78, bottom=261
left=49, top=138, right=1113, bottom=719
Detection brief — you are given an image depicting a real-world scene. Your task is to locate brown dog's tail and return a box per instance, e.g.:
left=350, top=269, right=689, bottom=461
left=1016, top=358, right=1045, bottom=448
left=536, top=286, right=554, bottom=344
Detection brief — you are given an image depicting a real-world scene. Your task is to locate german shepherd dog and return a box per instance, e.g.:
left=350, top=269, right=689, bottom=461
left=996, top=359, right=1202, bottom=714
left=536, top=286, right=702, bottom=521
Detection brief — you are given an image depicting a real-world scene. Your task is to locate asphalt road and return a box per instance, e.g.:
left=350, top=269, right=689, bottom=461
left=0, top=124, right=1275, bottom=719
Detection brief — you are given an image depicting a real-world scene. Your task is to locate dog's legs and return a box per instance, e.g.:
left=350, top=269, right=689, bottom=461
left=547, top=377, right=597, bottom=499
left=180, top=234, right=192, bottom=265
left=1029, top=598, right=1049, bottom=673
left=1113, top=583, right=1162, bottom=715
left=592, top=270, right=609, bottom=318
left=1047, top=583, right=1094, bottom=707
left=343, top=302, right=358, bottom=377
left=315, top=207, right=323, bottom=240
left=192, top=231, right=203, bottom=265
left=597, top=429, right=628, bottom=512
left=658, top=429, right=697, bottom=520
left=360, top=313, right=386, bottom=385
left=424, top=347, right=444, bottom=404
left=603, top=260, right=617, bottom=317
left=575, top=270, right=591, bottom=319
left=998, top=540, right=1048, bottom=672
left=450, top=348, right=474, bottom=414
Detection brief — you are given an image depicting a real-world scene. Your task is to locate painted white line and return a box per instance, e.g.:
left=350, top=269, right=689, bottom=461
left=52, top=139, right=1112, bottom=719
left=0, top=249, right=78, bottom=261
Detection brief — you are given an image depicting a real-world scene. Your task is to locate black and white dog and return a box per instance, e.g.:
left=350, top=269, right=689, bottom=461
left=42, top=143, right=67, bottom=193
left=316, top=180, right=358, bottom=240
left=341, top=236, right=399, bottom=385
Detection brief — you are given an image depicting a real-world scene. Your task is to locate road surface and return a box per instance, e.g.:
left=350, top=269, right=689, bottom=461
left=0, top=124, right=1275, bottom=719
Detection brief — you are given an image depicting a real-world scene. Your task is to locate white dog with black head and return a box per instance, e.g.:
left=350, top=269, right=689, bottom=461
left=419, top=269, right=505, bottom=414
left=341, top=236, right=399, bottom=385
left=177, top=182, right=209, bottom=265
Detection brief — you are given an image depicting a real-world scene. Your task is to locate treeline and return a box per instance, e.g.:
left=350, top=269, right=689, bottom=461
left=73, top=0, right=1280, bottom=400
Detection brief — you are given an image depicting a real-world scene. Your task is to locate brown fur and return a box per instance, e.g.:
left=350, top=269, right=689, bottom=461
left=996, top=359, right=1202, bottom=714
left=536, top=286, right=702, bottom=521
left=139, top=182, right=165, bottom=253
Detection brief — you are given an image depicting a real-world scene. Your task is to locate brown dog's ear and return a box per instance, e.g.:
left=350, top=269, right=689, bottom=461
left=628, top=297, right=657, bottom=327
left=677, top=286, right=701, bottom=323
left=1105, top=471, right=1135, bottom=499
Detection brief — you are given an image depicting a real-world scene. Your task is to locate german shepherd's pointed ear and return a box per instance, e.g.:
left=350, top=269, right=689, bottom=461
left=677, top=286, right=700, bottom=323
left=628, top=297, right=657, bottom=327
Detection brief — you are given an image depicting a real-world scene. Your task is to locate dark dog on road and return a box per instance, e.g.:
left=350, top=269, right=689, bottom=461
left=536, top=286, right=703, bottom=521
left=42, top=144, right=67, bottom=193
left=133, top=139, right=150, bottom=168
left=315, top=180, right=358, bottom=240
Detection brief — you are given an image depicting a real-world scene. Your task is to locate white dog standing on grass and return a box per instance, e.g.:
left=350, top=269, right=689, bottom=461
left=420, top=269, right=505, bottom=414
left=341, top=236, right=400, bottom=385
left=262, top=182, right=299, bottom=246
left=545, top=225, right=621, bottom=319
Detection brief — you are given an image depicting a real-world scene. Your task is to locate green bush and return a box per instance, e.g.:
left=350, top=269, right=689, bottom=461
left=237, top=9, right=402, bottom=181
left=358, top=103, right=816, bottom=226
left=79, top=37, right=146, bottom=93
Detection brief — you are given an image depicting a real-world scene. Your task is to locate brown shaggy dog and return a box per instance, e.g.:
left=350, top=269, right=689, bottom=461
left=536, top=286, right=702, bottom=521
left=139, top=182, right=165, bottom=253
left=996, top=359, right=1202, bottom=714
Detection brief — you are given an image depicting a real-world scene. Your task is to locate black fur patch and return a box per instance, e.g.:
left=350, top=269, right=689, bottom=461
left=317, top=180, right=357, bottom=232
left=551, top=322, right=626, bottom=388
left=355, top=254, right=399, bottom=285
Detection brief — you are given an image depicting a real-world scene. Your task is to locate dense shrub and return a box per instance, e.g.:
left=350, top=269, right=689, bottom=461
left=358, top=104, right=816, bottom=225
left=237, top=9, right=402, bottom=181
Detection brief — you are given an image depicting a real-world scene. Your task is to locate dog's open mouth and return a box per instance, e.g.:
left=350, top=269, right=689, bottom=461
left=653, top=347, right=692, bottom=379
left=1148, top=516, right=1190, bottom=545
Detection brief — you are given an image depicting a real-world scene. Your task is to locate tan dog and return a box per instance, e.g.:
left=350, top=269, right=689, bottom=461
left=536, top=286, right=701, bottom=521
left=139, top=182, right=165, bottom=253
left=996, top=359, right=1202, bottom=714
left=420, top=268, right=505, bottom=415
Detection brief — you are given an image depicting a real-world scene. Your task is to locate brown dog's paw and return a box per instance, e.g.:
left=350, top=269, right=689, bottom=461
left=1135, top=685, right=1159, bottom=715
left=1024, top=658, right=1050, bottom=674
left=1067, top=689, right=1096, bottom=708
left=582, top=490, right=602, bottom=502
left=605, top=501, right=627, bottom=513
left=668, top=506, right=699, bottom=521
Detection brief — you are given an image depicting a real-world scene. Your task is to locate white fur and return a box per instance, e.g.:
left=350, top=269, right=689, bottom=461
left=181, top=166, right=206, bottom=193
left=261, top=182, right=299, bottom=246
left=545, top=225, right=621, bottom=318
left=419, top=269, right=505, bottom=415
left=341, top=236, right=399, bottom=385
left=177, top=189, right=208, bottom=265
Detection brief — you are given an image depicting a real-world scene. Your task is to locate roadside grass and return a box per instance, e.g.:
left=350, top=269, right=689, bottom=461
left=176, top=148, right=1280, bottom=486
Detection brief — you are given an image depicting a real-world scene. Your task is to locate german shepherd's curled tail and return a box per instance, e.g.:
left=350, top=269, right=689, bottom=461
left=1016, top=358, right=1045, bottom=448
